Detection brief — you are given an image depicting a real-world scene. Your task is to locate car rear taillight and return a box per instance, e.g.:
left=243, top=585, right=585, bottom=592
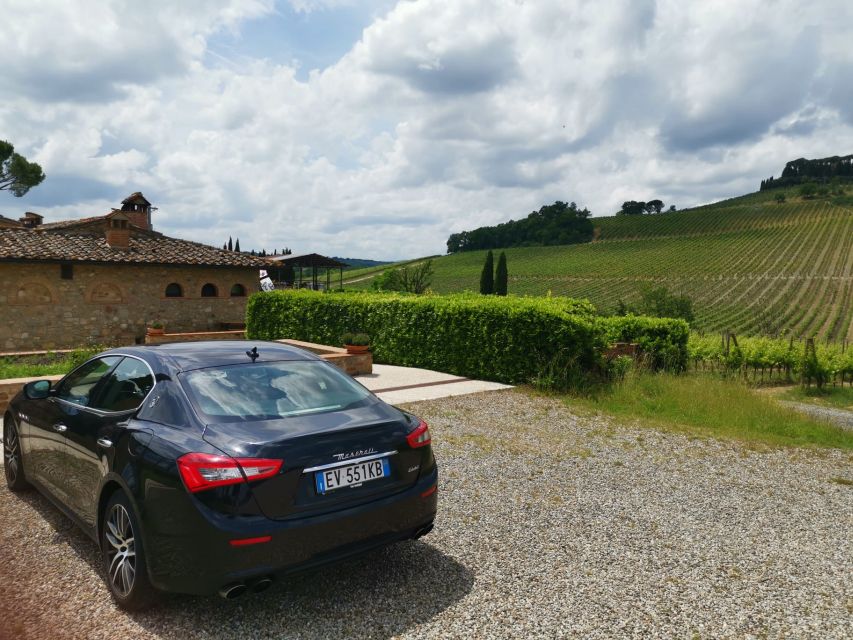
left=177, top=453, right=283, bottom=493
left=406, top=420, right=431, bottom=448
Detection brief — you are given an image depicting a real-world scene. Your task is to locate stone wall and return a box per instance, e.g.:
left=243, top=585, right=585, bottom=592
left=0, top=262, right=259, bottom=351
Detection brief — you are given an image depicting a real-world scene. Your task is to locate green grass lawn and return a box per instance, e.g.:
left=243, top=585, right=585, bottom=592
left=565, top=372, right=853, bottom=449
left=781, top=386, right=853, bottom=411
left=0, top=347, right=103, bottom=380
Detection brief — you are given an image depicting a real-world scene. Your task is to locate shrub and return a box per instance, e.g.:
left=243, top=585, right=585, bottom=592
left=247, top=290, right=606, bottom=385
left=598, top=315, right=690, bottom=371
left=371, top=261, right=434, bottom=294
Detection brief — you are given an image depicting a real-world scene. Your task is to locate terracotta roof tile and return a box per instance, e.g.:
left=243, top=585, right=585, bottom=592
left=38, top=215, right=111, bottom=230
left=0, top=215, right=24, bottom=229
left=0, top=228, right=269, bottom=268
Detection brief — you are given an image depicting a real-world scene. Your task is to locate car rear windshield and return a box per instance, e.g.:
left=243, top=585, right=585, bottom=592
left=180, top=361, right=372, bottom=422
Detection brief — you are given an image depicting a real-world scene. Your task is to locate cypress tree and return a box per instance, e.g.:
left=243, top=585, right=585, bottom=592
left=480, top=250, right=494, bottom=295
left=495, top=252, right=508, bottom=296
left=228, top=236, right=233, bottom=251
left=235, top=238, right=240, bottom=252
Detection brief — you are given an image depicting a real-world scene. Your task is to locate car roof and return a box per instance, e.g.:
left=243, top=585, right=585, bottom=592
left=104, top=340, right=322, bottom=373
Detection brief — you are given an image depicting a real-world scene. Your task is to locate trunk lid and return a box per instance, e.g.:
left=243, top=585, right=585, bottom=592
left=202, top=398, right=428, bottom=520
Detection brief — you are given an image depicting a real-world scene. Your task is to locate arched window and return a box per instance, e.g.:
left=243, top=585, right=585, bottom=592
left=165, top=283, right=183, bottom=298
left=201, top=283, right=218, bottom=297
left=230, top=283, right=247, bottom=297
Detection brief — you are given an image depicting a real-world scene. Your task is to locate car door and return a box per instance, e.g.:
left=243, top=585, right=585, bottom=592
left=24, top=356, right=121, bottom=503
left=62, top=356, right=156, bottom=527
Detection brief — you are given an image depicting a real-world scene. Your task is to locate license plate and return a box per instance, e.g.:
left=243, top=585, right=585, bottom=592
left=315, top=458, right=390, bottom=494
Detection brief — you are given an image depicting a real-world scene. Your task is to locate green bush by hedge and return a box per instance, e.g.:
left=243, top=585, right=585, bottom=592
left=247, top=291, right=606, bottom=384
left=598, top=315, right=690, bottom=371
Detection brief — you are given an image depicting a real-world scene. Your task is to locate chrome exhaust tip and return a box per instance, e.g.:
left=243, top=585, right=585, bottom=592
left=250, top=576, right=273, bottom=594
left=219, top=583, right=248, bottom=599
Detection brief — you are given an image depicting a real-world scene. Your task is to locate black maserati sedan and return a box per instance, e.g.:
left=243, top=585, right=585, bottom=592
left=3, top=341, right=438, bottom=610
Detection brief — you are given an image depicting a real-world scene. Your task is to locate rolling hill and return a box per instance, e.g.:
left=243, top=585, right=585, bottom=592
left=345, top=189, right=853, bottom=341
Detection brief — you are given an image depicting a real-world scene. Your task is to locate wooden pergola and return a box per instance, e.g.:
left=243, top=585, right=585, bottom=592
left=265, top=253, right=349, bottom=290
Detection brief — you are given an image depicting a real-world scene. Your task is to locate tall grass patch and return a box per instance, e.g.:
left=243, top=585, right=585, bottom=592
left=569, top=371, right=853, bottom=449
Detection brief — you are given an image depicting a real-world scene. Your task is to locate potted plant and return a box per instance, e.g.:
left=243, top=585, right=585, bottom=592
left=341, top=332, right=370, bottom=354
left=147, top=321, right=165, bottom=336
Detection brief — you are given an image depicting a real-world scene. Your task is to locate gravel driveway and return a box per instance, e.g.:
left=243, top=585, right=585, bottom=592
left=1, top=389, right=851, bottom=639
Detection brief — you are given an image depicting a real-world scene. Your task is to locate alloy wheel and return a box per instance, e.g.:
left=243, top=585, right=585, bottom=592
left=3, top=421, right=20, bottom=485
left=105, top=504, right=137, bottom=597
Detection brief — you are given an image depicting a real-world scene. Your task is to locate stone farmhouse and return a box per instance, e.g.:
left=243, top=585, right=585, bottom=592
left=0, top=193, right=267, bottom=351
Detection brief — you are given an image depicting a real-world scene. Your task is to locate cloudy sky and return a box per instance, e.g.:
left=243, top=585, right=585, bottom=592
left=1, top=0, right=852, bottom=260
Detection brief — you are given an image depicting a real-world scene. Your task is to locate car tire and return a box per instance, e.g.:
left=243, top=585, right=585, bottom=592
left=3, top=414, right=31, bottom=492
left=101, top=491, right=159, bottom=610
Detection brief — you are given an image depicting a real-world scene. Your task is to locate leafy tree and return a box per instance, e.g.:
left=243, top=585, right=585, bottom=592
left=618, top=200, right=646, bottom=216
left=480, top=250, right=494, bottom=294
left=371, top=260, right=434, bottom=294
left=0, top=140, right=45, bottom=197
left=638, top=285, right=694, bottom=323
left=495, top=252, right=508, bottom=296
left=371, top=268, right=402, bottom=292
left=398, top=260, right=434, bottom=294
left=234, top=238, right=241, bottom=252
left=667, top=205, right=677, bottom=212
left=644, top=199, right=664, bottom=214
left=774, top=193, right=786, bottom=204
left=798, top=182, right=817, bottom=199
left=615, top=285, right=694, bottom=323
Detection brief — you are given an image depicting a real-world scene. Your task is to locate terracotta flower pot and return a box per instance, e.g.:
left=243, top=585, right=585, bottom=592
left=345, top=344, right=369, bottom=354
left=147, top=327, right=165, bottom=336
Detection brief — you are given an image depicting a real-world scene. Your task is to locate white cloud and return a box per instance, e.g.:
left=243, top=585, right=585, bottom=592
left=1, top=0, right=852, bottom=260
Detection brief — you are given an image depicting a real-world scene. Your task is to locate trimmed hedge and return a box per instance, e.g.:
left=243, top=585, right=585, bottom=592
left=598, top=315, right=690, bottom=371
left=246, top=291, right=689, bottom=383
left=247, top=291, right=604, bottom=384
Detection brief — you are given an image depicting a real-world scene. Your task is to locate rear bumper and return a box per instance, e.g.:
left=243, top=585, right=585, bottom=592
left=144, top=468, right=438, bottom=595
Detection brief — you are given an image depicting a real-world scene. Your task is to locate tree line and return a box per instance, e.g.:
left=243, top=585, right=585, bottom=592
left=446, top=201, right=593, bottom=253
left=760, top=154, right=853, bottom=190
left=222, top=236, right=292, bottom=257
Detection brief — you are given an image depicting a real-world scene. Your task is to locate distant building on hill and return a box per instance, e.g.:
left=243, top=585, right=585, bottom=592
left=0, top=192, right=267, bottom=351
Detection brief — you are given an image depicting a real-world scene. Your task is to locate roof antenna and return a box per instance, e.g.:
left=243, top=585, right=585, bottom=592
left=246, top=346, right=259, bottom=362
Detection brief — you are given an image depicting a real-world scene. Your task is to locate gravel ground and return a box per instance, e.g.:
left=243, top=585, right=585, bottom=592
left=1, top=389, right=852, bottom=639
left=780, top=400, right=853, bottom=430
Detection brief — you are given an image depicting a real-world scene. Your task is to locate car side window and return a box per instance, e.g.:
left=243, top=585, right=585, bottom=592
left=92, top=357, right=155, bottom=413
left=56, top=357, right=122, bottom=406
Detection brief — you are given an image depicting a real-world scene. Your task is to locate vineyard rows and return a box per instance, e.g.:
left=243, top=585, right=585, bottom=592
left=348, top=197, right=853, bottom=341
left=688, top=333, right=853, bottom=386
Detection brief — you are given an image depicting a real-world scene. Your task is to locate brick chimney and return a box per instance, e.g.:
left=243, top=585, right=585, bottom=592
left=105, top=215, right=131, bottom=249
left=119, top=192, right=154, bottom=231
left=19, top=212, right=43, bottom=228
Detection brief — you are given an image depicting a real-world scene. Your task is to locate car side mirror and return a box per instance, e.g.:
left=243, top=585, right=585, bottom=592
left=24, top=380, right=53, bottom=400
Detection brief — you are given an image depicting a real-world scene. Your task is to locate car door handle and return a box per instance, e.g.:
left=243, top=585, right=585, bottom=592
left=97, top=438, right=114, bottom=449
left=53, top=423, right=68, bottom=433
